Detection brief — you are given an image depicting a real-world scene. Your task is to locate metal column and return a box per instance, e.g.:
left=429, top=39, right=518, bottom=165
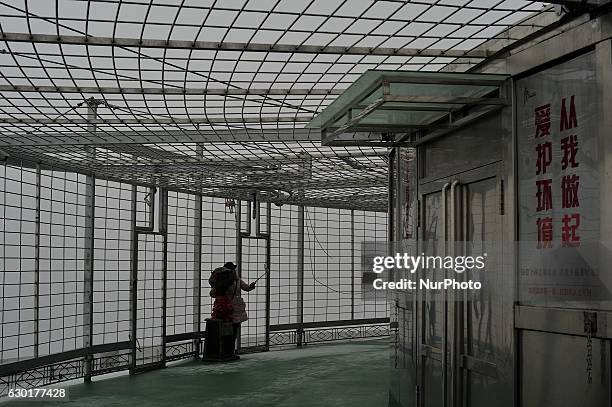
left=193, top=144, right=203, bottom=358
left=396, top=147, right=403, bottom=243
left=296, top=204, right=305, bottom=347
left=192, top=193, right=203, bottom=358
left=33, top=164, right=41, bottom=360
left=159, top=188, right=168, bottom=365
left=83, top=99, right=98, bottom=383
left=388, top=148, right=395, bottom=243
left=265, top=202, right=272, bottom=350
left=129, top=185, right=138, bottom=374
left=235, top=200, right=243, bottom=351
left=441, top=182, right=450, bottom=407
left=387, top=148, right=396, bottom=288
left=350, top=209, right=355, bottom=320
left=83, top=168, right=95, bottom=382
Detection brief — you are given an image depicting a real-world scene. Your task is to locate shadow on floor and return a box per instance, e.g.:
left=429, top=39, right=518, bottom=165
left=3, top=339, right=390, bottom=407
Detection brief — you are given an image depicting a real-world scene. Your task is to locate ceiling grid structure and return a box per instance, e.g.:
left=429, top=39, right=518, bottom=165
left=0, top=0, right=554, bottom=211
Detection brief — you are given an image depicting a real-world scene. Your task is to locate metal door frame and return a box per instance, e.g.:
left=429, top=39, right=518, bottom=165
left=235, top=199, right=272, bottom=353
left=130, top=186, right=168, bottom=374
left=417, top=162, right=503, bottom=407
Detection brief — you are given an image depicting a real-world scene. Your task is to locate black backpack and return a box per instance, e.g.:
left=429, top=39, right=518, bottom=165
left=209, top=267, right=235, bottom=296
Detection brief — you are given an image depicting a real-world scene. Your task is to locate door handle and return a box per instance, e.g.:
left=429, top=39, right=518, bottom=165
left=441, top=182, right=450, bottom=407
left=450, top=181, right=462, bottom=407
left=450, top=181, right=468, bottom=407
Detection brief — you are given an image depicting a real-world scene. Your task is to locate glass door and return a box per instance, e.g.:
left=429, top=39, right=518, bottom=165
left=417, top=163, right=506, bottom=407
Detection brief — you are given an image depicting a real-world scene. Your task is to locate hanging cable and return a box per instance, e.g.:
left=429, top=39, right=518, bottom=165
left=304, top=208, right=353, bottom=296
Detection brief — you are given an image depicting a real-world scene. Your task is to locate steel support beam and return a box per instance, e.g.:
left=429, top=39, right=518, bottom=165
left=42, top=176, right=385, bottom=191
left=411, top=105, right=504, bottom=146
left=350, top=209, right=355, bottom=320
left=160, top=188, right=169, bottom=366
left=0, top=84, right=343, bottom=96
left=395, top=147, right=403, bottom=243
left=129, top=184, right=138, bottom=374
left=0, top=128, right=320, bottom=146
left=0, top=115, right=313, bottom=125
left=384, top=95, right=507, bottom=105
left=33, top=163, right=41, bottom=360
left=83, top=174, right=95, bottom=382
left=0, top=32, right=491, bottom=59
left=235, top=200, right=243, bottom=351
left=3, top=145, right=389, bottom=212
left=105, top=145, right=339, bottom=163
left=387, top=149, right=395, bottom=244
left=1, top=146, right=380, bottom=168
left=296, top=204, right=305, bottom=347
left=192, top=146, right=203, bottom=359
left=264, top=203, right=272, bottom=350
left=541, top=0, right=607, bottom=7
left=83, top=101, right=97, bottom=383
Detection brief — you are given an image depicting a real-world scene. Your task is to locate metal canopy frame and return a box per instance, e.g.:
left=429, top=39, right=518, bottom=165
left=0, top=0, right=554, bottom=211
left=309, top=70, right=509, bottom=147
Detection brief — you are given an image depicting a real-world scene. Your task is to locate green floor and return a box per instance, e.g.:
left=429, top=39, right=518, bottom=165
left=4, top=339, right=390, bottom=407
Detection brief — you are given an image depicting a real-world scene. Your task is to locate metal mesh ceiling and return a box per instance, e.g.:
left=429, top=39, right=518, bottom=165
left=0, top=0, right=553, bottom=211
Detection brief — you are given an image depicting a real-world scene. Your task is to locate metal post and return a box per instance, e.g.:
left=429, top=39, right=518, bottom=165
left=449, top=181, right=460, bottom=407
left=387, top=149, right=396, bottom=286
left=387, top=148, right=395, bottom=243
left=129, top=184, right=138, bottom=374
left=193, top=143, right=203, bottom=357
left=245, top=199, right=252, bottom=236
left=33, top=164, right=41, bottom=359
left=83, top=171, right=95, bottom=382
left=255, top=200, right=261, bottom=236
left=193, top=192, right=203, bottom=358
left=441, top=182, right=451, bottom=407
left=296, top=204, right=305, bottom=347
left=83, top=100, right=97, bottom=383
left=350, top=209, right=355, bottom=321
left=235, top=200, right=242, bottom=351
left=265, top=202, right=271, bottom=350
left=395, top=148, right=401, bottom=243
left=160, top=188, right=168, bottom=365
left=148, top=187, right=156, bottom=231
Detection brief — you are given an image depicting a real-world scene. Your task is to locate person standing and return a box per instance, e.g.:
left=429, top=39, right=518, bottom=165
left=220, top=262, right=255, bottom=356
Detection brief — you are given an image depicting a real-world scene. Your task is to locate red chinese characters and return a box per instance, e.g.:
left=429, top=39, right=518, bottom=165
left=561, top=174, right=579, bottom=209
left=537, top=217, right=553, bottom=249
left=561, top=213, right=580, bottom=247
left=536, top=141, right=552, bottom=175
left=561, top=135, right=579, bottom=170
left=534, top=95, right=581, bottom=248
left=560, top=95, right=580, bottom=247
left=534, top=103, right=553, bottom=248
left=535, top=104, right=551, bottom=138
left=536, top=179, right=553, bottom=211
left=560, top=95, right=578, bottom=131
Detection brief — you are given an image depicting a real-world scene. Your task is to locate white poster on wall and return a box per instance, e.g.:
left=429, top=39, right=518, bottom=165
left=516, top=51, right=607, bottom=305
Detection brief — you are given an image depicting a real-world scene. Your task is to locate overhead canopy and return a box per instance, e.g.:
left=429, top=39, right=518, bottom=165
left=308, top=70, right=509, bottom=146
left=0, top=0, right=557, bottom=211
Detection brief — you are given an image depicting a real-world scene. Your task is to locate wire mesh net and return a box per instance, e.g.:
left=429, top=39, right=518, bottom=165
left=0, top=0, right=554, bottom=211
left=0, top=161, right=388, bottom=372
